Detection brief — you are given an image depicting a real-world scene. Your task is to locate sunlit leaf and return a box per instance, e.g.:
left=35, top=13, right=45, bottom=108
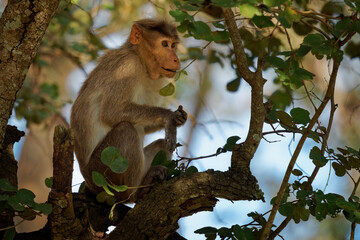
left=160, top=83, right=175, bottom=96
left=239, top=4, right=261, bottom=18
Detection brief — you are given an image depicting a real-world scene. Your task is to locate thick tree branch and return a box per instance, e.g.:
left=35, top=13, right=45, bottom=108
left=223, top=8, right=267, bottom=168
left=0, top=0, right=61, bottom=149
left=108, top=168, right=263, bottom=239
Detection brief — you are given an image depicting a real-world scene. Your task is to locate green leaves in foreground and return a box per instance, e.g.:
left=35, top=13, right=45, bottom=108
left=92, top=146, right=130, bottom=201
left=0, top=178, right=52, bottom=231
left=101, top=146, right=129, bottom=174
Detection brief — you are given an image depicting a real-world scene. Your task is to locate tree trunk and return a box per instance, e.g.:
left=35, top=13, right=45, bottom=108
left=0, top=0, right=61, bottom=149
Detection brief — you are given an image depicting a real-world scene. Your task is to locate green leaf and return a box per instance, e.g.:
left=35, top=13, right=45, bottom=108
left=211, top=30, right=230, bottom=43
left=279, top=202, right=293, bottom=217
left=239, top=4, right=261, bottom=18
left=218, top=227, right=232, bottom=237
left=290, top=107, right=311, bottom=125
left=332, top=162, right=346, bottom=177
left=334, top=18, right=354, bottom=38
left=223, top=136, right=240, bottom=152
left=34, top=203, right=52, bottom=215
left=18, top=208, right=37, bottom=220
left=195, top=226, right=218, bottom=234
left=110, top=156, right=129, bottom=174
left=3, top=228, right=16, bottom=240
left=7, top=196, right=25, bottom=211
left=264, top=0, right=287, bottom=7
left=186, top=166, right=198, bottom=174
left=152, top=150, right=168, bottom=166
left=189, top=21, right=212, bottom=40
left=0, top=194, right=9, bottom=201
left=292, top=169, right=303, bottom=176
left=160, top=83, right=175, bottom=96
left=251, top=15, right=275, bottom=28
left=103, top=184, right=114, bottom=196
left=101, top=146, right=120, bottom=167
left=212, top=22, right=225, bottom=29
left=108, top=184, right=128, bottom=192
left=296, top=190, right=311, bottom=199
left=269, top=90, right=292, bottom=110
left=303, top=34, right=325, bottom=47
left=170, top=10, right=193, bottom=22
left=45, top=177, right=53, bottom=188
left=0, top=179, right=17, bottom=192
left=315, top=203, right=328, bottom=221
left=226, top=78, right=241, bottom=92
left=265, top=56, right=285, bottom=69
left=310, top=146, right=328, bottom=167
left=96, top=191, right=108, bottom=203
left=16, top=189, right=36, bottom=206
left=275, top=11, right=291, bottom=28
left=233, top=225, right=255, bottom=240
left=275, top=111, right=293, bottom=126
left=92, top=171, right=107, bottom=187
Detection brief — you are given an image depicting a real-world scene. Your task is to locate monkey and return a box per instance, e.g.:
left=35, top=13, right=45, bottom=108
left=70, top=19, right=187, bottom=202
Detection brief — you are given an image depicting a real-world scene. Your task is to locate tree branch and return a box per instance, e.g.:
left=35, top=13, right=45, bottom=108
left=108, top=169, right=263, bottom=239
left=47, top=126, right=91, bottom=240
left=0, top=0, right=61, bottom=149
left=223, top=8, right=266, bottom=168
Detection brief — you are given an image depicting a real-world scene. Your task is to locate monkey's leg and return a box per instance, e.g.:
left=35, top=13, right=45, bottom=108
left=135, top=139, right=172, bottom=200
left=85, top=122, right=145, bottom=202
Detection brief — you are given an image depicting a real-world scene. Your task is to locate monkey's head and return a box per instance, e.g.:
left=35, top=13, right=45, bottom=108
left=129, top=19, right=180, bottom=80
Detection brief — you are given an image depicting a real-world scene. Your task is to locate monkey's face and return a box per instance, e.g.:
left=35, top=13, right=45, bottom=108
left=149, top=36, right=180, bottom=79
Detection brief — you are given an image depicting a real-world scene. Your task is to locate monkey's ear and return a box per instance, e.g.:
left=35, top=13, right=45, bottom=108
left=130, top=24, right=142, bottom=45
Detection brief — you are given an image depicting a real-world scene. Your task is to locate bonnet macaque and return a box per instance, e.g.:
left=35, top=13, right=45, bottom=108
left=71, top=19, right=187, bottom=202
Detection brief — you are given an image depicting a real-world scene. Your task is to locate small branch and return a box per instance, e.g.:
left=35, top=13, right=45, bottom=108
left=223, top=8, right=255, bottom=85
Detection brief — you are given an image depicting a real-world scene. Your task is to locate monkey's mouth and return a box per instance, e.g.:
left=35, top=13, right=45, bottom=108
left=162, top=67, right=177, bottom=73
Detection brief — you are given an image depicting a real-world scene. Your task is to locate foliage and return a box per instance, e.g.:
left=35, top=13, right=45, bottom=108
left=0, top=179, right=52, bottom=236
left=168, top=0, right=360, bottom=239
left=3, top=0, right=360, bottom=238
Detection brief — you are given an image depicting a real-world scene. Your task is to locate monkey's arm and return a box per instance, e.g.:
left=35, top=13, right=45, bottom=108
left=99, top=81, right=178, bottom=151
left=143, top=106, right=187, bottom=134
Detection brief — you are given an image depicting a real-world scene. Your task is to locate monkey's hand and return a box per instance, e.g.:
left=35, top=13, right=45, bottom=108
left=174, top=105, right=187, bottom=126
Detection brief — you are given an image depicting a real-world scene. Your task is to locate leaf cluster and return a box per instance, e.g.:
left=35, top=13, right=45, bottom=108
left=15, top=82, right=61, bottom=125
left=0, top=178, right=52, bottom=238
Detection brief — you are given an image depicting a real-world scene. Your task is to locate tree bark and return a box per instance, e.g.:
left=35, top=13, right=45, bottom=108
left=0, top=125, right=24, bottom=239
left=0, top=0, right=61, bottom=149
left=108, top=168, right=263, bottom=240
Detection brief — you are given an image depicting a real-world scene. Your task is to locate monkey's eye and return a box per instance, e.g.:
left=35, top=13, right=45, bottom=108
left=162, top=41, right=169, bottom=47
left=171, top=43, right=176, bottom=49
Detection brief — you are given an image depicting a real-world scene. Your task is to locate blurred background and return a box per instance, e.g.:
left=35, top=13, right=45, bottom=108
left=1, top=0, right=359, bottom=239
